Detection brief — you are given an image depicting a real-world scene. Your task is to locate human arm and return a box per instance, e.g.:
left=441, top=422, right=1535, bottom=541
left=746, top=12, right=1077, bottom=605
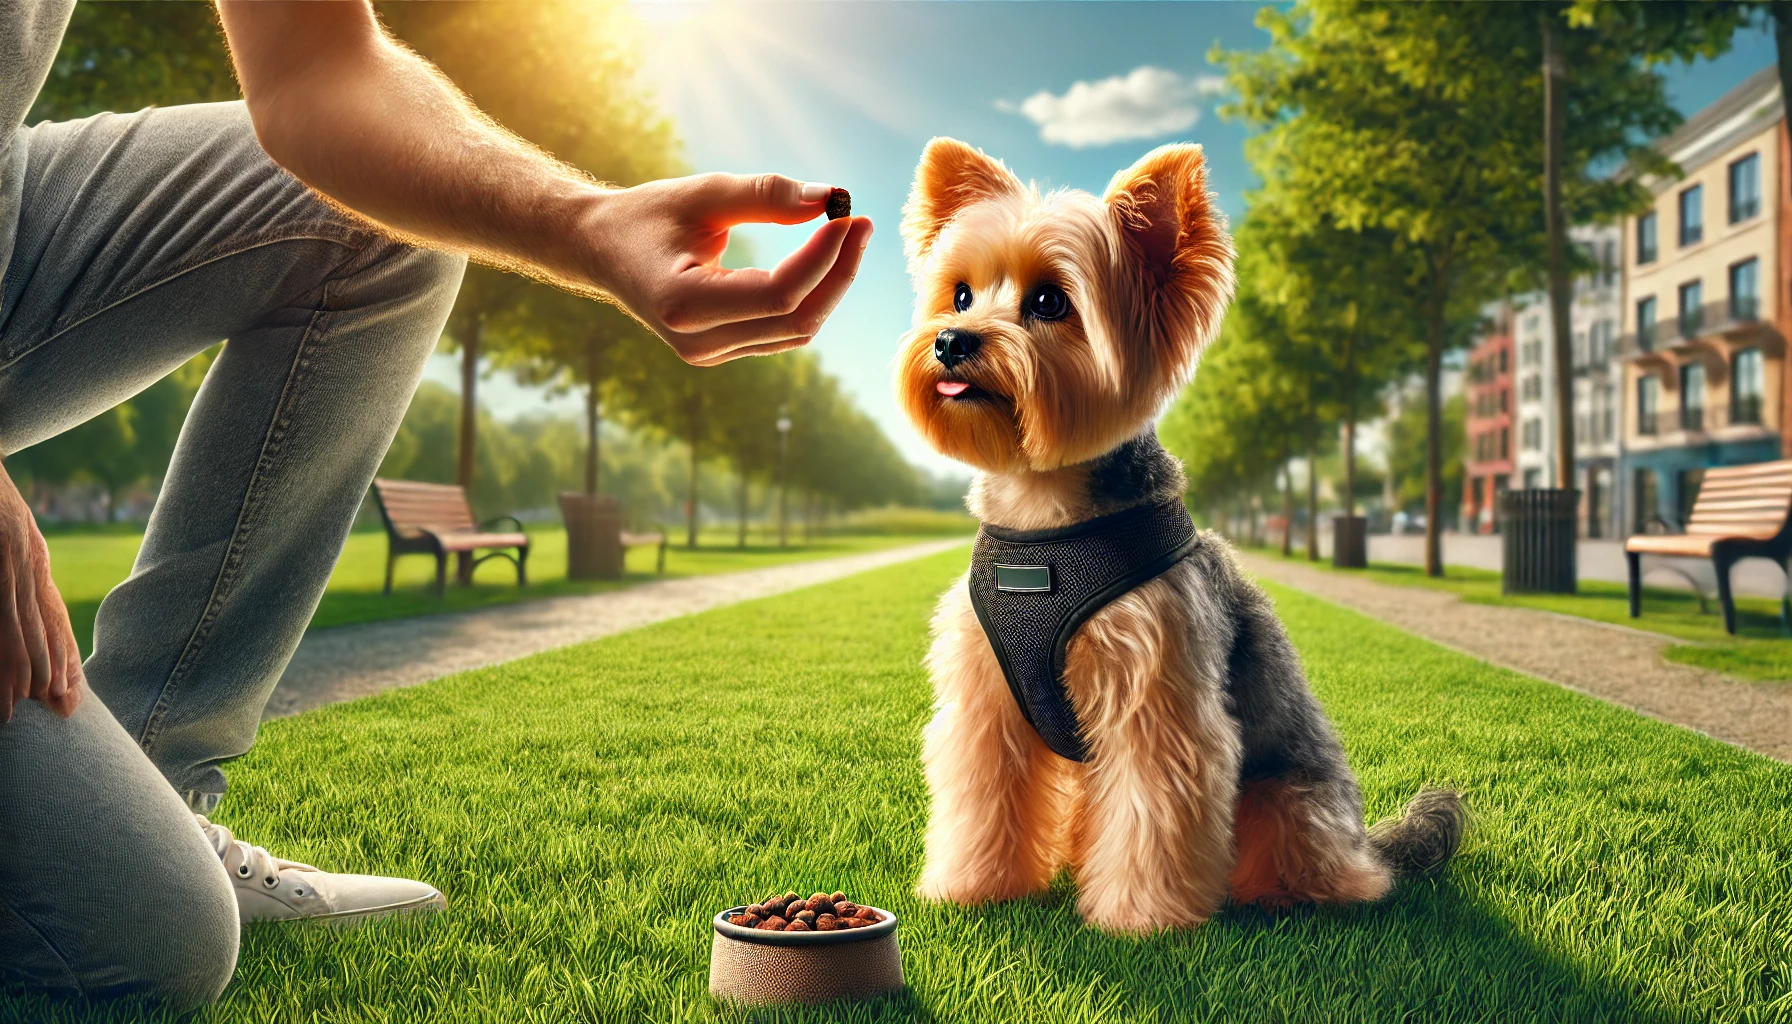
left=215, top=1, right=871, bottom=365
left=0, top=460, right=82, bottom=723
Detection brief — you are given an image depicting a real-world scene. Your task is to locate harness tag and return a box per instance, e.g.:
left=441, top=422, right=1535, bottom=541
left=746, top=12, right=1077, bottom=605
left=995, top=564, right=1053, bottom=593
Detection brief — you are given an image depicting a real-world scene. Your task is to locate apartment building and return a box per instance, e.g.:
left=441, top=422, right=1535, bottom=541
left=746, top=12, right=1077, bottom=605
left=1619, top=66, right=1786, bottom=533
left=1461, top=306, right=1514, bottom=533
left=1505, top=225, right=1624, bottom=536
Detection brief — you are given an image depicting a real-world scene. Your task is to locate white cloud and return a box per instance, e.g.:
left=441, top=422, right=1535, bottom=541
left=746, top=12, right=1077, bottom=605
left=999, top=67, right=1226, bottom=149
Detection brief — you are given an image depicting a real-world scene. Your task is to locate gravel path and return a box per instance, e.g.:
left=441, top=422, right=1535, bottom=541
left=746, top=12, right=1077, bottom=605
left=264, top=539, right=968, bottom=720
left=1237, top=551, right=1792, bottom=763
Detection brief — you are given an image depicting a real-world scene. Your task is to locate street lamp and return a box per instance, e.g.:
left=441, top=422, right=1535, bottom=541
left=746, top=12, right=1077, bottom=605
left=776, top=406, right=792, bottom=548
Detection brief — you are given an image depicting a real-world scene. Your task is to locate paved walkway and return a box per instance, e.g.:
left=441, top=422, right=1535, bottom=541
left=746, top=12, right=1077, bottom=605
left=1238, top=550, right=1792, bottom=763
left=264, top=539, right=968, bottom=720
left=1365, top=532, right=1790, bottom=599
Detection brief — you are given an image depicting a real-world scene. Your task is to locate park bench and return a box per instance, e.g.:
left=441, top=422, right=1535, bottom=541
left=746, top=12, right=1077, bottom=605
left=370, top=478, right=529, bottom=598
left=1625, top=459, right=1792, bottom=634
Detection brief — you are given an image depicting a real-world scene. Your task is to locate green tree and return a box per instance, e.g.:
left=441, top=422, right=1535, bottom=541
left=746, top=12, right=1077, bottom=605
left=379, top=0, right=682, bottom=497
left=1220, top=1, right=1637, bottom=575
left=27, top=2, right=236, bottom=124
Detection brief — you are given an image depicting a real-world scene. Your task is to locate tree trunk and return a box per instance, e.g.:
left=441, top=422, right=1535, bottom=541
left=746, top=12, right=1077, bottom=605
left=1280, top=457, right=1294, bottom=558
left=1424, top=288, right=1447, bottom=578
left=583, top=335, right=601, bottom=497
left=1306, top=444, right=1320, bottom=561
left=1543, top=9, right=1575, bottom=494
left=1343, top=330, right=1359, bottom=518
left=685, top=396, right=701, bottom=550
left=737, top=468, right=749, bottom=549
left=457, top=314, right=482, bottom=492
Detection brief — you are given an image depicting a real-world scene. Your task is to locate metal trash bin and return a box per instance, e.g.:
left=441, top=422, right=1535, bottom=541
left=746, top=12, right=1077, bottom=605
left=1501, top=488, right=1578, bottom=594
left=559, top=492, right=624, bottom=580
left=1331, top=515, right=1367, bottom=569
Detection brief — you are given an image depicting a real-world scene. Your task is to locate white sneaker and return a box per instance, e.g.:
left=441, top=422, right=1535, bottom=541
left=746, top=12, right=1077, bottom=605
left=197, top=815, right=447, bottom=925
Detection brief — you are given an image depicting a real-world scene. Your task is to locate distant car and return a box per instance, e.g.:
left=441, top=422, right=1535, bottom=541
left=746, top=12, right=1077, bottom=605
left=1391, top=511, right=1427, bottom=535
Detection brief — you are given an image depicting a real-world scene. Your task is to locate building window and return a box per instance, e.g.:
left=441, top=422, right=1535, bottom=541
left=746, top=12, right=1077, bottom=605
left=1729, top=152, right=1760, bottom=223
left=1637, top=296, right=1657, bottom=349
left=1500, top=427, right=1509, bottom=460
left=1637, top=375, right=1659, bottom=435
left=1637, top=211, right=1658, bottom=264
left=1602, top=239, right=1616, bottom=287
left=1677, top=468, right=1705, bottom=529
left=1730, top=258, right=1759, bottom=321
left=1523, top=418, right=1542, bottom=451
left=1498, top=348, right=1508, bottom=373
left=1681, top=362, right=1706, bottom=431
left=1634, top=469, right=1659, bottom=533
left=1678, top=280, right=1703, bottom=338
left=1679, top=184, right=1703, bottom=246
left=1733, top=347, right=1764, bottom=425
left=1500, top=388, right=1509, bottom=414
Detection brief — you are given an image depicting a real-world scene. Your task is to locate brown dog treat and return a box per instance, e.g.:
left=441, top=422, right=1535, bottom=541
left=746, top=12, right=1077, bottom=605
left=808, top=898, right=833, bottom=917
left=815, top=913, right=839, bottom=930
left=834, top=901, right=858, bottom=918
left=796, top=909, right=817, bottom=924
left=728, top=914, right=748, bottom=926
left=825, top=188, right=851, bottom=220
left=808, top=892, right=830, bottom=904
left=784, top=891, right=798, bottom=901
left=785, top=918, right=811, bottom=932
left=746, top=904, right=766, bottom=918
left=830, top=891, right=847, bottom=905
left=788, top=899, right=808, bottom=916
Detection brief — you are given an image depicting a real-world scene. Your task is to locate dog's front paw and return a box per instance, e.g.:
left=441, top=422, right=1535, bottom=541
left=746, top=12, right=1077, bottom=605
left=1076, top=888, right=1212, bottom=935
left=915, top=862, right=1049, bottom=906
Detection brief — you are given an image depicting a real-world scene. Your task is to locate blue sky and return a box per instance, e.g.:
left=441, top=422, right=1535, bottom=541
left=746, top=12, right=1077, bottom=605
left=433, top=1, right=1779, bottom=476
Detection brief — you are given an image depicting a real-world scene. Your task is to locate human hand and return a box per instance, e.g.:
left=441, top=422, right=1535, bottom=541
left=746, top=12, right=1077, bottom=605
left=582, top=173, right=873, bottom=366
left=0, top=462, right=82, bottom=723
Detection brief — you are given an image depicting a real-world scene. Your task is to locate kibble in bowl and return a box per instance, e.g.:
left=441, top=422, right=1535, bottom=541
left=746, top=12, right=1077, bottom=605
left=709, top=890, right=902, bottom=1006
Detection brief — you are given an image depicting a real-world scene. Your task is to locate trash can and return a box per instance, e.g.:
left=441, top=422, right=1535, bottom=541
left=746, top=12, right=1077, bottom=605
left=559, top=493, right=624, bottom=580
left=1331, top=515, right=1367, bottom=569
left=1500, top=488, right=1578, bottom=594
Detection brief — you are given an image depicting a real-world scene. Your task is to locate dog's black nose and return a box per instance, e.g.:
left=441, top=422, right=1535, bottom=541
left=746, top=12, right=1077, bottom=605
left=935, top=328, right=981, bottom=370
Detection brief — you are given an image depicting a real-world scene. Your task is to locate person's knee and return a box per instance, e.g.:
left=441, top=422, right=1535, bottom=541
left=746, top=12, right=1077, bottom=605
left=120, top=859, right=240, bottom=1009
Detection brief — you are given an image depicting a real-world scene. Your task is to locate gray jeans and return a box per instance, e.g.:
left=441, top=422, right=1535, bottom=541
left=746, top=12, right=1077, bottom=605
left=0, top=102, right=465, bottom=1007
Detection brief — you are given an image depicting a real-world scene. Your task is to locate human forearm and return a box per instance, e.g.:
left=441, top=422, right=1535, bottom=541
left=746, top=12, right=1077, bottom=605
left=219, top=2, right=610, bottom=293
left=218, top=1, right=872, bottom=365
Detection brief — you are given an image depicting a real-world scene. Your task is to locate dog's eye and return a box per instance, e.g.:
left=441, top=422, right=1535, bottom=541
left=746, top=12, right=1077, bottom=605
left=1026, top=283, right=1071, bottom=322
left=953, top=283, right=973, bottom=313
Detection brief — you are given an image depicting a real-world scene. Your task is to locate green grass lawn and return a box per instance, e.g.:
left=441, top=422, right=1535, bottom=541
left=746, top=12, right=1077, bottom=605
left=1258, top=547, right=1792, bottom=684
left=11, top=550, right=1788, bottom=1022
left=46, top=527, right=961, bottom=656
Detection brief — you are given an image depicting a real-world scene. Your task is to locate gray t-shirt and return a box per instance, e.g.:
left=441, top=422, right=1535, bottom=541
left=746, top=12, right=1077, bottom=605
left=0, top=0, right=76, bottom=302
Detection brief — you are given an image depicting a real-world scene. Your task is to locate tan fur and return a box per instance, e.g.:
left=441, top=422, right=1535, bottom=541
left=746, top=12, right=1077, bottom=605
left=900, top=139, right=1396, bottom=934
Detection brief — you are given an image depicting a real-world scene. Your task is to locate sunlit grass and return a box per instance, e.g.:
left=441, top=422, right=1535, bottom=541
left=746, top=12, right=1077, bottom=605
left=46, top=525, right=966, bottom=655
left=8, top=550, right=1789, bottom=1021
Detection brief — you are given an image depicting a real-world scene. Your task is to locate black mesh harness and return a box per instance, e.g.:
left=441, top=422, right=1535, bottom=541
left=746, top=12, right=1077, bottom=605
left=967, top=499, right=1200, bottom=762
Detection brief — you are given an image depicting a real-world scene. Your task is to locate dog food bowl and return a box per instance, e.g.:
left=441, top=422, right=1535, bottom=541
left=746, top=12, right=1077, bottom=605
left=708, top=905, right=904, bottom=1006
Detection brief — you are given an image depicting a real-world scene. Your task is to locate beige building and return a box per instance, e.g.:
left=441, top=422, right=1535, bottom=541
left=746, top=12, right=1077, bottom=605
left=1619, top=66, right=1786, bottom=533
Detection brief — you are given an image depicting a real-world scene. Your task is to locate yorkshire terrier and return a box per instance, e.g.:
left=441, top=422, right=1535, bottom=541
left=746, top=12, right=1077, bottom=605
left=895, top=138, right=1465, bottom=934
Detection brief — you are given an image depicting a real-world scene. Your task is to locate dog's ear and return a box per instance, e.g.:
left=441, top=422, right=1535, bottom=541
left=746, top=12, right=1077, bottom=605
left=1103, top=144, right=1235, bottom=365
left=902, top=138, right=1023, bottom=272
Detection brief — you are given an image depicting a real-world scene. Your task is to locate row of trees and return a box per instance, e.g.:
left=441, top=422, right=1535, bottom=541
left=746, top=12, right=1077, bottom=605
left=1166, top=0, right=1791, bottom=576
left=13, top=0, right=929, bottom=544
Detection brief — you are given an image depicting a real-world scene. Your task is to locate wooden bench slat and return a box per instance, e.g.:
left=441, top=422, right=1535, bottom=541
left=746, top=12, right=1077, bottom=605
left=429, top=531, right=529, bottom=551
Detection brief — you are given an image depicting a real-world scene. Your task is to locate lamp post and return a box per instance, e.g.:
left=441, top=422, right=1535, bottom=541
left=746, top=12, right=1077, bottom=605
left=776, top=406, right=792, bottom=548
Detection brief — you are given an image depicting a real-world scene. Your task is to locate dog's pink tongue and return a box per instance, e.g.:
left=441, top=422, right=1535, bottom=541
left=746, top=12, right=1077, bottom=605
left=936, top=380, right=970, bottom=397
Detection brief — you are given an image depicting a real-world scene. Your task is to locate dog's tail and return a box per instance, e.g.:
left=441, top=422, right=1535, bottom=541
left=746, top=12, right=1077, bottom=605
left=1367, top=788, right=1468, bottom=881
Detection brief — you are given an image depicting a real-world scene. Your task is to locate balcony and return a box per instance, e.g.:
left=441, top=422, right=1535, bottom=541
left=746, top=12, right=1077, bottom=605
left=1617, top=299, right=1764, bottom=357
left=1637, top=410, right=1658, bottom=435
